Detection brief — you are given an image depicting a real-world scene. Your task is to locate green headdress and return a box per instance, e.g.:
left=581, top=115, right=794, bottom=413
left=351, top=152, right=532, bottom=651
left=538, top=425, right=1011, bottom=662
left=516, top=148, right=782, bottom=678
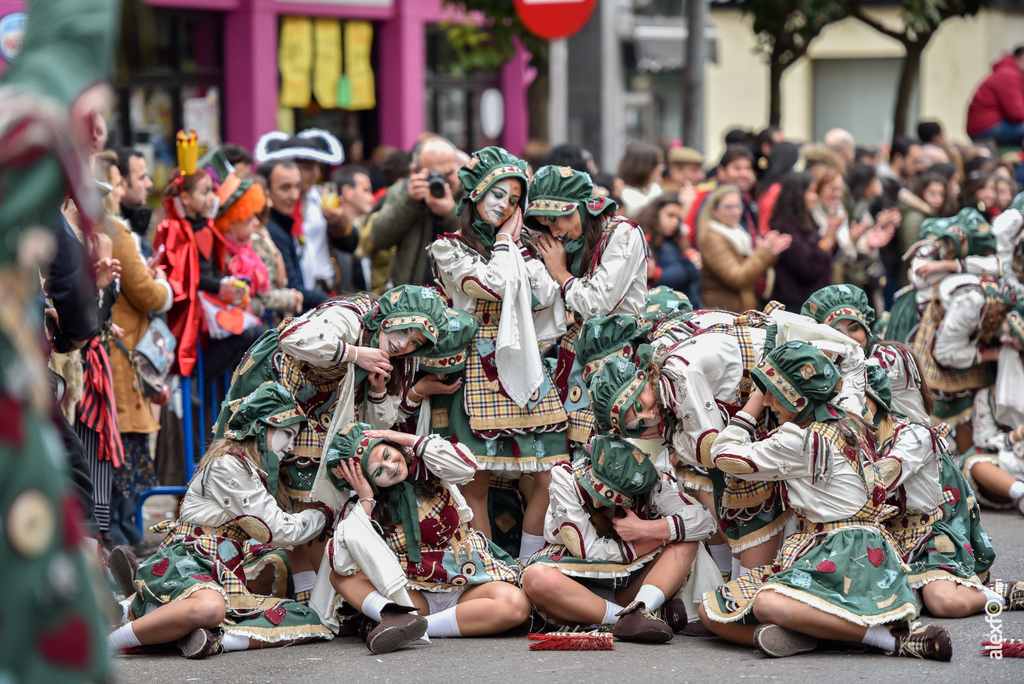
left=524, top=165, right=616, bottom=229
left=864, top=362, right=893, bottom=422
left=576, top=315, right=653, bottom=387
left=578, top=435, right=658, bottom=507
left=363, top=285, right=447, bottom=357
left=587, top=355, right=650, bottom=438
left=917, top=208, right=995, bottom=259
left=752, top=340, right=844, bottom=424
left=801, top=284, right=875, bottom=345
left=642, top=286, right=693, bottom=322
left=198, top=146, right=256, bottom=220
left=419, top=308, right=478, bottom=375
left=456, top=147, right=529, bottom=252
left=222, top=381, right=306, bottom=494
left=323, top=422, right=423, bottom=562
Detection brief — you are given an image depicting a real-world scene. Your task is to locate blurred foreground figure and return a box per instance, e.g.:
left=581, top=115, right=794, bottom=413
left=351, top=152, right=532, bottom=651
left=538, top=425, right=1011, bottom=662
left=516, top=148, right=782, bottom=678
left=0, top=0, right=122, bottom=680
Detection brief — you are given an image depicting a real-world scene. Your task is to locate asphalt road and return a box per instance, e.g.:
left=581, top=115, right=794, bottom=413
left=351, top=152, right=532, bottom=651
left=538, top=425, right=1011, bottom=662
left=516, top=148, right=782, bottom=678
left=115, top=508, right=1024, bottom=684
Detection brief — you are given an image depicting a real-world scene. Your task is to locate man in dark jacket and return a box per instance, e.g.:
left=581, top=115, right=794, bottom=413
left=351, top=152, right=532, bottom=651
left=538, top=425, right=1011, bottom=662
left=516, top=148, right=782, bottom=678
left=116, top=147, right=155, bottom=254
left=259, top=160, right=328, bottom=311
left=370, top=136, right=461, bottom=286
left=967, top=47, right=1024, bottom=144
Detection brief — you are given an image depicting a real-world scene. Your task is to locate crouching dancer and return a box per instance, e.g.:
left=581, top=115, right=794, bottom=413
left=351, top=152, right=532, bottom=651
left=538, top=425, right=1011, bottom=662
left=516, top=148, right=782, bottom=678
left=699, top=341, right=952, bottom=661
left=310, top=423, right=530, bottom=653
left=107, top=383, right=334, bottom=658
left=521, top=436, right=717, bottom=642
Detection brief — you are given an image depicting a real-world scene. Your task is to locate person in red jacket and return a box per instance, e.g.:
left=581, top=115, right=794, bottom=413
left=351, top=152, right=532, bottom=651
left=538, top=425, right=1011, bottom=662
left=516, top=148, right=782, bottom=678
left=966, top=47, right=1024, bottom=144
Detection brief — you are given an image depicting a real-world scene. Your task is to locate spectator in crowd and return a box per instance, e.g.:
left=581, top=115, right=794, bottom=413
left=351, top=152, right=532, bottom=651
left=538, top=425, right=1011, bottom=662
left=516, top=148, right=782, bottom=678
left=824, top=128, right=856, bottom=171
left=660, top=146, right=705, bottom=195
left=966, top=46, right=1024, bottom=144
left=880, top=135, right=926, bottom=187
left=753, top=125, right=785, bottom=177
left=329, top=165, right=375, bottom=291
left=618, top=140, right=665, bottom=216
left=855, top=145, right=879, bottom=166
left=370, top=136, right=461, bottom=287
left=542, top=143, right=592, bottom=174
left=770, top=171, right=836, bottom=311
left=685, top=145, right=758, bottom=245
left=115, top=147, right=154, bottom=254
left=697, top=184, right=790, bottom=312
left=994, top=175, right=1017, bottom=211
left=259, top=159, right=328, bottom=310
left=358, top=149, right=413, bottom=293
left=223, top=142, right=254, bottom=179
left=930, top=161, right=963, bottom=199
left=898, top=172, right=956, bottom=269
left=917, top=120, right=953, bottom=166
left=102, top=155, right=173, bottom=547
left=757, top=141, right=801, bottom=235
left=248, top=174, right=303, bottom=321
left=959, top=170, right=997, bottom=218
left=634, top=194, right=702, bottom=306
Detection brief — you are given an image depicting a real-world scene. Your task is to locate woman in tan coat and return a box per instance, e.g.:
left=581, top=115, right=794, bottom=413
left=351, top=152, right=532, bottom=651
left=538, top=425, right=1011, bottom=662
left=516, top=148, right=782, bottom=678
left=107, top=209, right=173, bottom=547
left=697, top=184, right=791, bottom=312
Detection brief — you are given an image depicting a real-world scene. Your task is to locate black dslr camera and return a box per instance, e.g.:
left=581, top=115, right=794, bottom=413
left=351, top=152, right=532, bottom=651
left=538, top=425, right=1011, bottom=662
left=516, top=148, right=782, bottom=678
left=425, top=171, right=448, bottom=199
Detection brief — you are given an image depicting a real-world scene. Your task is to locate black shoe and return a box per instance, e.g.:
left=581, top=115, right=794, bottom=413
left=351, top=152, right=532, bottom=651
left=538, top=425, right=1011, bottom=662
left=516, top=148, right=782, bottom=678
left=612, top=601, right=673, bottom=643
left=753, top=623, right=818, bottom=657
left=365, top=604, right=427, bottom=654
left=108, top=546, right=139, bottom=597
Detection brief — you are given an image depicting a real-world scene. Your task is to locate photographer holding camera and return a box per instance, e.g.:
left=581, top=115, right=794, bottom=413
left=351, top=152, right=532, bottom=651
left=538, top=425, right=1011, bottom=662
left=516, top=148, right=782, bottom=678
left=369, top=136, right=462, bottom=286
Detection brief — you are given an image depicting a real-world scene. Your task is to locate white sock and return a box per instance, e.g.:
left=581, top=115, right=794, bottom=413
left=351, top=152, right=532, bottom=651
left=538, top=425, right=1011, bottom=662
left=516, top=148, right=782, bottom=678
left=861, top=624, right=896, bottom=651
left=360, top=590, right=390, bottom=622
left=424, top=606, right=462, bottom=638
left=221, top=633, right=249, bottom=652
left=519, top=532, right=546, bottom=564
left=709, top=543, right=732, bottom=575
left=293, top=571, right=316, bottom=595
left=634, top=585, right=667, bottom=611
left=983, top=587, right=1007, bottom=610
left=107, top=623, right=141, bottom=651
left=1009, top=481, right=1024, bottom=503
left=602, top=599, right=624, bottom=625
left=731, top=557, right=742, bottom=580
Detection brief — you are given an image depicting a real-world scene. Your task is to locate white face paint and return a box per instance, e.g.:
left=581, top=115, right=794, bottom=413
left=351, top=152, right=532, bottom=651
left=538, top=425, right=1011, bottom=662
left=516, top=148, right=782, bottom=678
left=476, top=179, right=522, bottom=227
left=267, top=425, right=299, bottom=463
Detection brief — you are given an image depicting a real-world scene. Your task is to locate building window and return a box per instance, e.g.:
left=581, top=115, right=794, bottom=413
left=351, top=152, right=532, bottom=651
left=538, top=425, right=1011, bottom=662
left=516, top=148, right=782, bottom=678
left=425, top=25, right=501, bottom=152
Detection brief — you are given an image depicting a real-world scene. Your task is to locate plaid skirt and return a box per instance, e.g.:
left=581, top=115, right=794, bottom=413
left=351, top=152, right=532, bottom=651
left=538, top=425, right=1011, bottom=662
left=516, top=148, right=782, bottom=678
left=552, top=322, right=596, bottom=444
left=462, top=300, right=567, bottom=438
left=133, top=519, right=331, bottom=643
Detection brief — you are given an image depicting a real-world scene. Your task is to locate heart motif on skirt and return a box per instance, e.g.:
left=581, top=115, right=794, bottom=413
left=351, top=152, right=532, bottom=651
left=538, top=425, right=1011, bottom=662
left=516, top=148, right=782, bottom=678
left=867, top=547, right=884, bottom=567
left=816, top=559, right=837, bottom=573
left=151, top=557, right=170, bottom=577
left=264, top=603, right=287, bottom=626
left=37, top=615, right=91, bottom=667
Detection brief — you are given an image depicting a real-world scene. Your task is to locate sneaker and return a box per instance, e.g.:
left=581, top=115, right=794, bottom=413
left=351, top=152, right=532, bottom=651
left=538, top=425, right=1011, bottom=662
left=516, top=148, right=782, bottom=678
left=886, top=622, right=952, bottom=662
left=753, top=623, right=818, bottom=657
left=177, top=628, right=223, bottom=659
left=365, top=604, right=427, bottom=654
left=108, top=546, right=139, bottom=598
left=612, top=601, right=673, bottom=643
left=985, top=580, right=1024, bottom=611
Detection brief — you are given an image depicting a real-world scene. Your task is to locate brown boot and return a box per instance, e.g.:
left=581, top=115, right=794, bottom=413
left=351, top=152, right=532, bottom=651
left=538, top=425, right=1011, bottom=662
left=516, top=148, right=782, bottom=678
left=886, top=622, right=952, bottom=662
left=108, top=546, right=139, bottom=598
left=365, top=604, right=427, bottom=654
left=177, top=628, right=224, bottom=659
left=985, top=580, right=1024, bottom=611
left=612, top=601, right=673, bottom=643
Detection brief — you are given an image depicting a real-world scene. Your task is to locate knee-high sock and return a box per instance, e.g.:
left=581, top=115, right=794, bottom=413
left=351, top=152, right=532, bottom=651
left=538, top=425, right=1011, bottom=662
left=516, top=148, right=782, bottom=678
left=360, top=590, right=390, bottom=622
left=107, top=624, right=141, bottom=651
left=425, top=606, right=462, bottom=638
left=519, top=532, right=546, bottom=564
left=633, top=585, right=666, bottom=611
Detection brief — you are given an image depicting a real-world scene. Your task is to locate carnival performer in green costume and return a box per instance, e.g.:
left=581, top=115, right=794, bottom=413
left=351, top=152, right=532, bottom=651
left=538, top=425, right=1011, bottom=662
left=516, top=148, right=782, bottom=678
left=108, top=382, right=334, bottom=659
left=699, top=342, right=953, bottom=662
left=430, top=147, right=568, bottom=563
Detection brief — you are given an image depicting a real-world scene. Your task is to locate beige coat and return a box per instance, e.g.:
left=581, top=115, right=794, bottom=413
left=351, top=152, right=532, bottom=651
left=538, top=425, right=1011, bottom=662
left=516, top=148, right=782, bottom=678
left=107, top=217, right=172, bottom=434
left=697, top=225, right=776, bottom=313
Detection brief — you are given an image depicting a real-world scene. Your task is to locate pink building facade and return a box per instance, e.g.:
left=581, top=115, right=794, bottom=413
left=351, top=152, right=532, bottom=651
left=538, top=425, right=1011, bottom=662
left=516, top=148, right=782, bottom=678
left=0, top=0, right=533, bottom=155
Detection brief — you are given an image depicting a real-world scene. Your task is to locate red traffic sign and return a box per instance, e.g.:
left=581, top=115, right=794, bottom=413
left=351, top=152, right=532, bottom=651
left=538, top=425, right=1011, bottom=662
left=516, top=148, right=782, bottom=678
left=513, top=0, right=598, bottom=41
